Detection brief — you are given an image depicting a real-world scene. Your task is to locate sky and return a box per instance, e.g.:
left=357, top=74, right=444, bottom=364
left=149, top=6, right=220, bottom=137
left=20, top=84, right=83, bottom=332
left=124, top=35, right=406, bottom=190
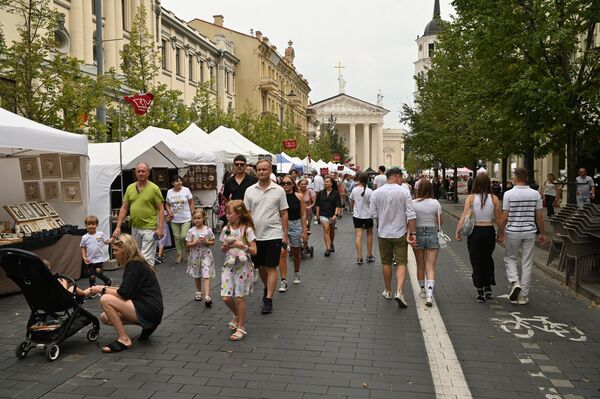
left=160, top=0, right=455, bottom=129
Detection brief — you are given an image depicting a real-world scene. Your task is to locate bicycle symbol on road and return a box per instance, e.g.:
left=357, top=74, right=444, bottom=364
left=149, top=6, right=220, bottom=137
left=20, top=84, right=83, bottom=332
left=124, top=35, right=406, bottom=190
left=491, top=312, right=586, bottom=342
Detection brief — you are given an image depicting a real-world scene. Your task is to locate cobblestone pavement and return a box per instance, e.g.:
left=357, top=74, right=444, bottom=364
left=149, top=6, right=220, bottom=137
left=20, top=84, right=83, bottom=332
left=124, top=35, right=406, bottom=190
left=0, top=205, right=598, bottom=399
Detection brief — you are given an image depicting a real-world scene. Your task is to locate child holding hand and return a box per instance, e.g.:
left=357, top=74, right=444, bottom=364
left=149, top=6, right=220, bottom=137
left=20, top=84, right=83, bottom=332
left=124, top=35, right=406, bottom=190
left=186, top=208, right=215, bottom=306
left=80, top=215, right=114, bottom=290
left=220, top=200, right=257, bottom=341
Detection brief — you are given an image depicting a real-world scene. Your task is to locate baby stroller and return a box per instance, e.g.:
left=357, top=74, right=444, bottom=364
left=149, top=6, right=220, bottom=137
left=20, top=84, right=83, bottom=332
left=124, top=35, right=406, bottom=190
left=0, top=248, right=100, bottom=361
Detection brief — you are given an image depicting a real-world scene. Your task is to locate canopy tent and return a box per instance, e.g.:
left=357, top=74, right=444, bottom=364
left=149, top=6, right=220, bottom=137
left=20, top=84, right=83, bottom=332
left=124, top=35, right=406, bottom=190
left=178, top=123, right=238, bottom=163
left=88, top=140, right=187, bottom=237
left=445, top=167, right=473, bottom=176
left=0, top=108, right=89, bottom=226
left=275, top=152, right=303, bottom=173
left=210, top=126, right=273, bottom=163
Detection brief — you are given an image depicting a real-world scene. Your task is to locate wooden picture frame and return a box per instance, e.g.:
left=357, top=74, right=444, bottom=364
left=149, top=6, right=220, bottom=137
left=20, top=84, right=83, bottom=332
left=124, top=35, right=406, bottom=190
left=40, top=154, right=61, bottom=179
left=24, top=182, right=42, bottom=201
left=38, top=201, right=58, bottom=217
left=60, top=156, right=81, bottom=179
left=62, top=181, right=82, bottom=202
left=20, top=224, right=32, bottom=235
left=29, top=202, right=47, bottom=218
left=152, top=168, right=169, bottom=190
left=4, top=205, right=27, bottom=222
left=53, top=217, right=65, bottom=227
left=43, top=181, right=60, bottom=201
left=19, top=157, right=40, bottom=180
left=18, top=203, right=38, bottom=220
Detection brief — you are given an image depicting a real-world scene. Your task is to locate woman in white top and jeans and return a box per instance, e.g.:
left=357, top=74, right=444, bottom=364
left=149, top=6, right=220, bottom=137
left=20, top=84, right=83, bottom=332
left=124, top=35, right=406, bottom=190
left=165, top=176, right=195, bottom=263
left=350, top=173, right=374, bottom=264
left=540, top=173, right=558, bottom=217
left=412, top=180, right=441, bottom=306
left=455, top=173, right=502, bottom=302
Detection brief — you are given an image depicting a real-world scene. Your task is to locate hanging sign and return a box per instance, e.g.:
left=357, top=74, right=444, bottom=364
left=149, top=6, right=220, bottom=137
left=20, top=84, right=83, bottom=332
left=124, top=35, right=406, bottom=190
left=320, top=168, right=329, bottom=176
left=332, top=153, right=341, bottom=162
left=282, top=139, right=297, bottom=150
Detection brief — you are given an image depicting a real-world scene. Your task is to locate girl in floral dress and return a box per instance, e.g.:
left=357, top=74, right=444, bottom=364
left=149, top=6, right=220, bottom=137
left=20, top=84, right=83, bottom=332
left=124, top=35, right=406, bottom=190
left=186, top=209, right=215, bottom=307
left=220, top=200, right=257, bottom=341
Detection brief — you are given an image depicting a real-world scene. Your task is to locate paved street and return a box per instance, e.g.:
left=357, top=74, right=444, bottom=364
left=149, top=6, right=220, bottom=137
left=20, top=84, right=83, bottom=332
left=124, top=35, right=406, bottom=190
left=0, top=205, right=599, bottom=399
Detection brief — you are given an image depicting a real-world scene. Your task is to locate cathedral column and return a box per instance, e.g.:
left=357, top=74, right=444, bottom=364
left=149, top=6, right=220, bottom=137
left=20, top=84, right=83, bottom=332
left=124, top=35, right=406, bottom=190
left=104, top=0, right=117, bottom=70
left=371, top=126, right=378, bottom=168
left=69, top=0, right=84, bottom=60
left=377, top=124, right=384, bottom=167
left=349, top=123, right=356, bottom=165
left=363, top=123, right=370, bottom=169
left=82, top=0, right=93, bottom=64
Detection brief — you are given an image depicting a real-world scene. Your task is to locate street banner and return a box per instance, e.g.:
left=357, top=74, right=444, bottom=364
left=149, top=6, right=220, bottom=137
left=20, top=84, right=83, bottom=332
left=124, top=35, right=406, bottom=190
left=332, top=153, right=341, bottom=162
left=283, top=139, right=297, bottom=150
left=124, top=93, right=154, bottom=115
left=320, top=168, right=329, bottom=176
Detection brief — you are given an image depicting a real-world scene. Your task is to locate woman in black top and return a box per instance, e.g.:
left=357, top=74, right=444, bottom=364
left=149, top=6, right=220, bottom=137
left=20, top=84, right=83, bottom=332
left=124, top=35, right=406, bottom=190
left=85, top=234, right=164, bottom=353
left=278, top=175, right=307, bottom=291
left=315, top=176, right=342, bottom=257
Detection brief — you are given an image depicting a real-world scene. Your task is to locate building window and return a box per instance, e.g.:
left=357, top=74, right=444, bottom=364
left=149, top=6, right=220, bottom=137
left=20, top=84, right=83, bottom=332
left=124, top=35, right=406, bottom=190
left=199, top=60, right=204, bottom=82
left=209, top=65, right=215, bottom=90
left=225, top=71, right=229, bottom=94
left=91, top=0, right=96, bottom=15
left=188, top=56, right=194, bottom=81
left=428, top=43, right=435, bottom=58
left=121, top=0, right=128, bottom=31
left=161, top=39, right=167, bottom=70
left=176, top=48, right=182, bottom=76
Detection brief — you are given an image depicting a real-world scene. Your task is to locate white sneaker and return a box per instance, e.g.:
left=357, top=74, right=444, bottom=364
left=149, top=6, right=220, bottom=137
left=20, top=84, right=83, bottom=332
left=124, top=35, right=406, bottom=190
left=381, top=290, right=392, bottom=299
left=509, top=281, right=521, bottom=302
left=394, top=292, right=407, bottom=308
left=278, top=280, right=288, bottom=293
left=419, top=287, right=426, bottom=298
left=517, top=294, right=529, bottom=305
left=425, top=295, right=433, bottom=307
left=293, top=273, right=301, bottom=284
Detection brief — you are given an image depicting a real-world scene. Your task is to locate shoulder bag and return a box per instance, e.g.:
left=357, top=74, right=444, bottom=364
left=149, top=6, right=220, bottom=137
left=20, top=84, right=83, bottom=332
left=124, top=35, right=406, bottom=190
left=437, top=204, right=451, bottom=249
left=460, top=204, right=475, bottom=237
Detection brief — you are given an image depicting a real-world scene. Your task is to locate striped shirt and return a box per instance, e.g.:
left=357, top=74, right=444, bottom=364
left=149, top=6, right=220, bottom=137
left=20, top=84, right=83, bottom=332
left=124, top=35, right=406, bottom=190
left=502, top=185, right=542, bottom=238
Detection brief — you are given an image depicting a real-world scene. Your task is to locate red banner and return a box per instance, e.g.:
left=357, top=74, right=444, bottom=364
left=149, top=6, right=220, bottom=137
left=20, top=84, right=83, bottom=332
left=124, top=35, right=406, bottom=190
left=124, top=93, right=154, bottom=115
left=320, top=168, right=329, bottom=176
left=332, top=153, right=341, bottom=162
left=282, top=139, right=297, bottom=150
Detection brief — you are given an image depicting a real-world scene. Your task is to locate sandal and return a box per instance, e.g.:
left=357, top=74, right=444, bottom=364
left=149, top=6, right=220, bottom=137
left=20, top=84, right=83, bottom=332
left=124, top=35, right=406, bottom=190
left=102, top=339, right=131, bottom=353
left=228, top=317, right=238, bottom=331
left=204, top=296, right=213, bottom=308
left=194, top=292, right=202, bottom=301
left=229, top=328, right=247, bottom=341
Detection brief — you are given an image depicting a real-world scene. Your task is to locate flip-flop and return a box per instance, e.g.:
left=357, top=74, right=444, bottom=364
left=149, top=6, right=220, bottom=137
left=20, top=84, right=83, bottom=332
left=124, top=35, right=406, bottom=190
left=229, top=328, right=247, bottom=341
left=138, top=324, right=158, bottom=341
left=102, top=340, right=131, bottom=353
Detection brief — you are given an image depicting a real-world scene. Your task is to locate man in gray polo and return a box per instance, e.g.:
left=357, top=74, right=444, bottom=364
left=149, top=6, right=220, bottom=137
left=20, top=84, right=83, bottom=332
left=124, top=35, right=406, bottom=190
left=244, top=159, right=289, bottom=314
left=576, top=168, right=596, bottom=208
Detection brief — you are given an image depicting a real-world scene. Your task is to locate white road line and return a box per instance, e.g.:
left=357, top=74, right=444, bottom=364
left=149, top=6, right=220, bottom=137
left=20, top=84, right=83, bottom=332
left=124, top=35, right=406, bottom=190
left=407, top=248, right=473, bottom=399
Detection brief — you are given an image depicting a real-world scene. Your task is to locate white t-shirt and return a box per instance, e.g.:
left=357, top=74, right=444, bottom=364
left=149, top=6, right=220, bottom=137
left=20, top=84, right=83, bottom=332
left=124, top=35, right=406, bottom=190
left=503, top=185, right=542, bottom=238
left=373, top=174, right=387, bottom=189
left=80, top=231, right=110, bottom=263
left=313, top=175, right=324, bottom=192
left=412, top=198, right=440, bottom=227
left=370, top=184, right=416, bottom=238
left=166, top=187, right=193, bottom=224
left=244, top=181, right=289, bottom=241
left=351, top=185, right=373, bottom=219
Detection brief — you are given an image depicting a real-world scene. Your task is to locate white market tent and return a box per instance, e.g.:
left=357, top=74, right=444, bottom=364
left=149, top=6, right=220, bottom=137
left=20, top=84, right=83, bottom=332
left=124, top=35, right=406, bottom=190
left=179, top=123, right=238, bottom=163
left=0, top=108, right=89, bottom=226
left=88, top=139, right=187, bottom=236
left=210, top=126, right=273, bottom=163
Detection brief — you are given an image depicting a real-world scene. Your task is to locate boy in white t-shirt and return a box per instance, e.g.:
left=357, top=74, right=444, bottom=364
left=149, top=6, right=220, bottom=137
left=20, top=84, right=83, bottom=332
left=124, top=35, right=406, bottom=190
left=80, top=215, right=114, bottom=290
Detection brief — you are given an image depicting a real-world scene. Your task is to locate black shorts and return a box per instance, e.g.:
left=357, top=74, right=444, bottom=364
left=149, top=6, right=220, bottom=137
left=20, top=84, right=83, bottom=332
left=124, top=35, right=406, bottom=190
left=353, top=217, right=374, bottom=229
left=251, top=239, right=283, bottom=268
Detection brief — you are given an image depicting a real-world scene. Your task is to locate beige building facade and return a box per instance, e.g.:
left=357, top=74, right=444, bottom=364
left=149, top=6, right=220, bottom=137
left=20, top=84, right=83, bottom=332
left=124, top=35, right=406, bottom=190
left=383, top=129, right=406, bottom=170
left=188, top=16, right=311, bottom=135
left=0, top=0, right=237, bottom=112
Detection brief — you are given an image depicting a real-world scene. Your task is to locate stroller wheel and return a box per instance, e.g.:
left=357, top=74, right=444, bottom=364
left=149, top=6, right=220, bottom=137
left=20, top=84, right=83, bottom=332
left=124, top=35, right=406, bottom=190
left=309, top=246, right=314, bottom=258
left=15, top=341, right=29, bottom=359
left=45, top=343, right=60, bottom=361
left=87, top=328, right=100, bottom=342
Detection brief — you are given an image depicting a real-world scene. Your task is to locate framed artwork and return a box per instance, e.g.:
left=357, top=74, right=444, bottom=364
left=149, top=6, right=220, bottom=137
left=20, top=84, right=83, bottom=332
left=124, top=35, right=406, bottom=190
left=43, top=182, right=60, bottom=201
left=18, top=203, right=38, bottom=220
left=29, top=202, right=47, bottom=218
left=152, top=168, right=169, bottom=190
left=40, top=154, right=61, bottom=179
left=27, top=221, right=41, bottom=232
left=20, top=224, right=32, bottom=235
left=62, top=181, right=82, bottom=202
left=46, top=218, right=60, bottom=229
left=19, top=157, right=40, bottom=180
left=4, top=205, right=27, bottom=222
left=54, top=218, right=65, bottom=227
left=38, top=201, right=58, bottom=217
left=61, top=156, right=81, bottom=179
left=24, top=182, right=42, bottom=201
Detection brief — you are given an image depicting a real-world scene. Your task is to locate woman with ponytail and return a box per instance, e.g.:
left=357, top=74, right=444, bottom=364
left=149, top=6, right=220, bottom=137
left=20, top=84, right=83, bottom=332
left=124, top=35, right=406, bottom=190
left=350, top=173, right=374, bottom=264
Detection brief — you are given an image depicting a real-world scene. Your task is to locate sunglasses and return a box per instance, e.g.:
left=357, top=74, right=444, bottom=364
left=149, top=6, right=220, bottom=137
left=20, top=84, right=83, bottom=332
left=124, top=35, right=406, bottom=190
left=234, top=163, right=245, bottom=167
left=282, top=181, right=293, bottom=186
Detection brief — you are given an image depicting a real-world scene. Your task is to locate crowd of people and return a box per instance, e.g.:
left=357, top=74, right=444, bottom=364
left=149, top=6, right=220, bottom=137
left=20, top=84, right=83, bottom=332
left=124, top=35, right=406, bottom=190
left=64, top=158, right=587, bottom=354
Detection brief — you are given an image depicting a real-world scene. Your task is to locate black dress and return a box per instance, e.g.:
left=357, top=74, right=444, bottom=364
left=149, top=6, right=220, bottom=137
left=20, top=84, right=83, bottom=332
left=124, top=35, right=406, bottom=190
left=117, top=260, right=164, bottom=326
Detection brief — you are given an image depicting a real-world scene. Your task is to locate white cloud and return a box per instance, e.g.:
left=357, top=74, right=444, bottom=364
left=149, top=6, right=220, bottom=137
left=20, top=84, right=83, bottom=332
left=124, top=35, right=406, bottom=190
left=160, top=0, right=455, bottom=128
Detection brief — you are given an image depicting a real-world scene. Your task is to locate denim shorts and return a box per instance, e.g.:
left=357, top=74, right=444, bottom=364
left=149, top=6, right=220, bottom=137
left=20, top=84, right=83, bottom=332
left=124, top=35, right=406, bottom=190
left=288, top=219, right=302, bottom=248
left=416, top=226, right=439, bottom=249
left=319, top=216, right=336, bottom=225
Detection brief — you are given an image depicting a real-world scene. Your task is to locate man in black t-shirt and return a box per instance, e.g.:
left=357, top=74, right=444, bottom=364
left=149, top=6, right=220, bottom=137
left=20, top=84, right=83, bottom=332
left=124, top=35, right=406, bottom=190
left=223, top=155, right=258, bottom=201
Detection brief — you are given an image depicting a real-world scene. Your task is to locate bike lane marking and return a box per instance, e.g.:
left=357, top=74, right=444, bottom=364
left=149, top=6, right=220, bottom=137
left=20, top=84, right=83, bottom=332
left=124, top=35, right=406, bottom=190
left=407, top=248, right=473, bottom=399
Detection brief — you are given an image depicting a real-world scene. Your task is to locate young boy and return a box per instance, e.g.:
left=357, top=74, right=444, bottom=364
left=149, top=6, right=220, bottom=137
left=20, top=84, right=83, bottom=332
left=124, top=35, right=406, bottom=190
left=80, top=215, right=114, bottom=291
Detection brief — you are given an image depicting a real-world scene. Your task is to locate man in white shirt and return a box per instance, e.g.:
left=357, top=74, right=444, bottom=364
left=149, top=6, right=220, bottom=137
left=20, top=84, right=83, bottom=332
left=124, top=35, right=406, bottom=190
left=312, top=170, right=324, bottom=193
left=498, top=167, right=545, bottom=305
left=244, top=159, right=289, bottom=314
left=373, top=165, right=387, bottom=189
left=370, top=168, right=417, bottom=307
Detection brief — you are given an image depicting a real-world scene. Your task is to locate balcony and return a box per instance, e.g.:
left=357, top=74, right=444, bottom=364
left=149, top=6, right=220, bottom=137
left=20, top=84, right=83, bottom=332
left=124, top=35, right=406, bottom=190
left=259, top=77, right=277, bottom=92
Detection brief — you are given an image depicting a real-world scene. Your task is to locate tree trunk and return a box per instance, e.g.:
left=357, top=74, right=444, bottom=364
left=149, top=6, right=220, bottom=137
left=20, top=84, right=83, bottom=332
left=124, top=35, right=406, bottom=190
left=523, top=147, right=537, bottom=189
left=501, top=155, right=508, bottom=199
left=566, top=126, right=577, bottom=204
left=453, top=166, right=459, bottom=203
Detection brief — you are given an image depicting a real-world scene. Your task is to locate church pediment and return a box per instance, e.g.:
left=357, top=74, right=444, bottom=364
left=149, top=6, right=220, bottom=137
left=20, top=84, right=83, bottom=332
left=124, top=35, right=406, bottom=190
left=309, top=94, right=389, bottom=116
